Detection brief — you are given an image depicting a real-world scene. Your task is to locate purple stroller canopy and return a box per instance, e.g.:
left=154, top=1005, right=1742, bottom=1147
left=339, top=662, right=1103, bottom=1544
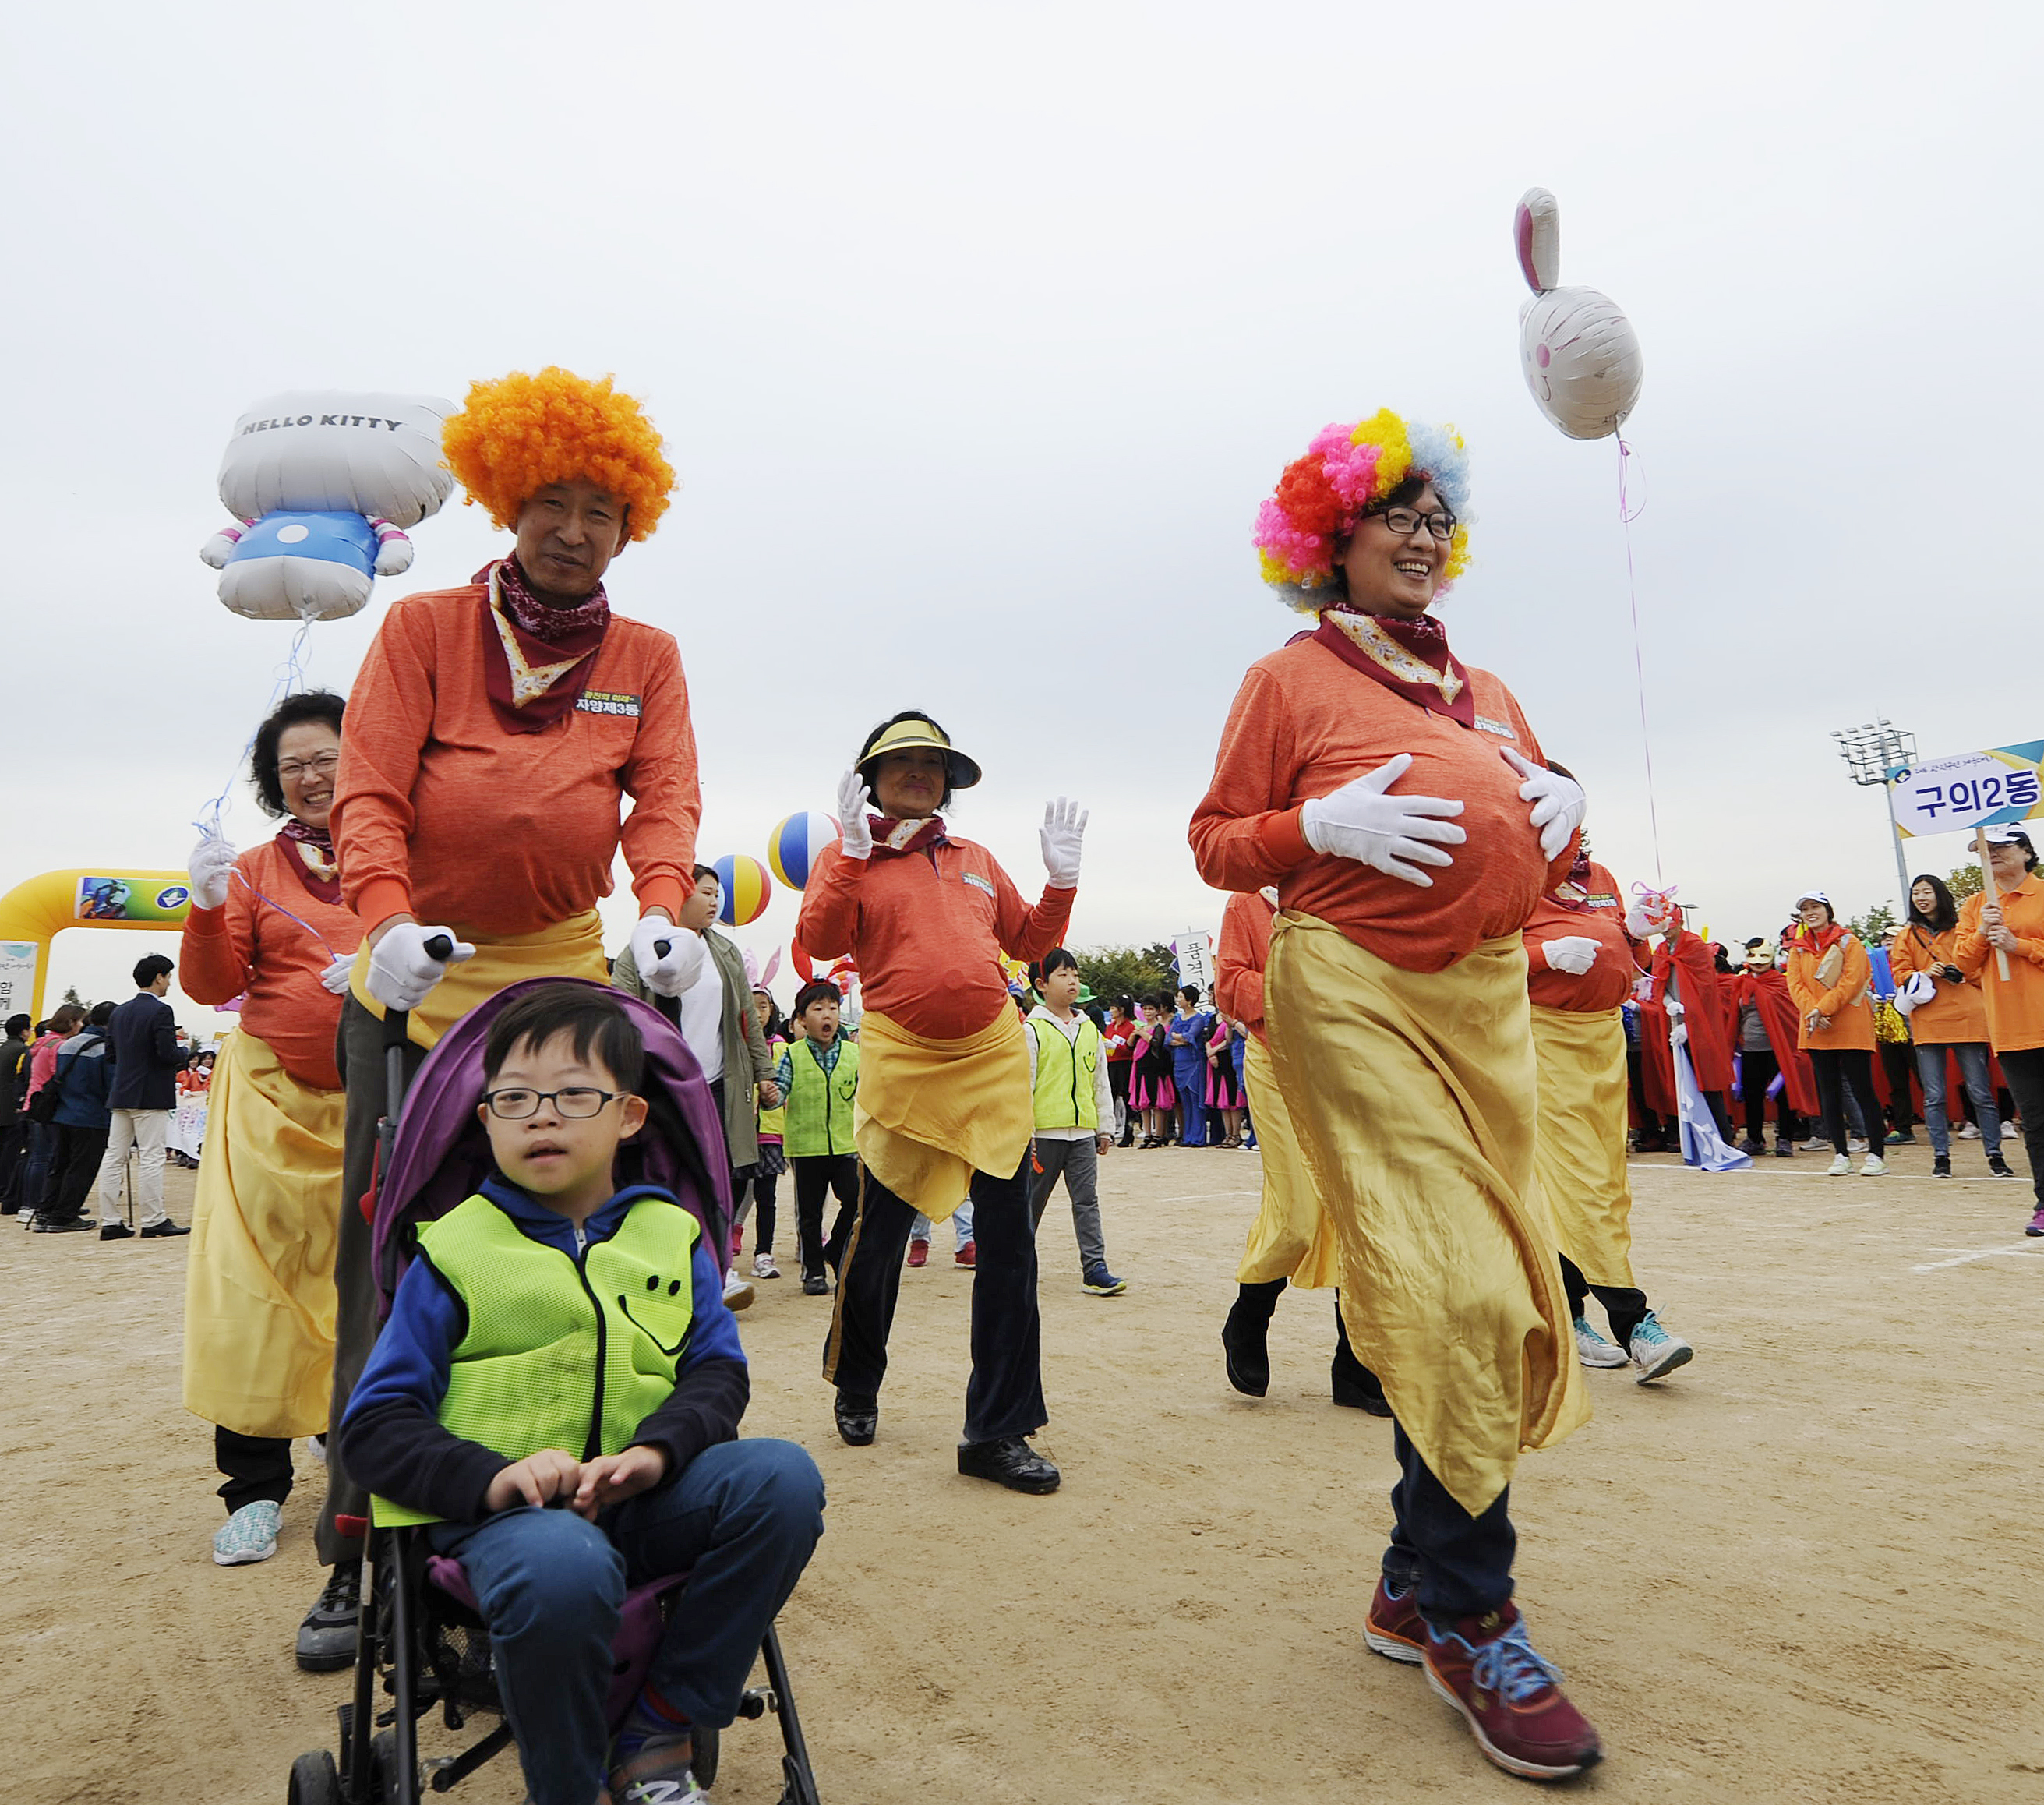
left=368, top=978, right=733, bottom=1318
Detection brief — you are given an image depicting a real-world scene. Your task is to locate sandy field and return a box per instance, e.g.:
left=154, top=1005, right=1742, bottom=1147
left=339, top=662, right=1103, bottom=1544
left=5, top=1141, right=2043, bottom=1805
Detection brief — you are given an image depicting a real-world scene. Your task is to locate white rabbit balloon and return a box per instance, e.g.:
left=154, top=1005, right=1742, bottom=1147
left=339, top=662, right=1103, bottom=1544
left=1515, top=189, right=1643, bottom=440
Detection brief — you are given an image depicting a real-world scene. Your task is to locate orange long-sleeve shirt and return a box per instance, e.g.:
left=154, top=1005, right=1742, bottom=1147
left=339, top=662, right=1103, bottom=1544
left=1953, top=874, right=2044, bottom=1051
left=1889, top=921, right=1989, bottom=1046
left=1213, top=890, right=1273, bottom=1043
left=179, top=836, right=362, bottom=1090
left=1188, top=634, right=1573, bottom=973
left=331, top=585, right=697, bottom=937
left=1786, top=933, right=1876, bottom=1051
left=1522, top=860, right=1643, bottom=1013
left=796, top=836, right=1073, bottom=1041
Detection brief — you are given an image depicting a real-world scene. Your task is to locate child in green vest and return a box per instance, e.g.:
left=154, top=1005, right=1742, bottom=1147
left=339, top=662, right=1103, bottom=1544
left=339, top=984, right=824, bottom=1805
left=1024, top=948, right=1125, bottom=1295
left=774, top=980, right=862, bottom=1295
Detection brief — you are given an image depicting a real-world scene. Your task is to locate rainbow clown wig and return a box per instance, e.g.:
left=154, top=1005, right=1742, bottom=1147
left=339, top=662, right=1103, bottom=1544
left=1252, top=408, right=1471, bottom=611
left=441, top=366, right=676, bottom=542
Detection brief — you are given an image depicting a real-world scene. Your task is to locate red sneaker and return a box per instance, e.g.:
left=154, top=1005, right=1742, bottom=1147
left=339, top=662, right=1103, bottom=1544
left=906, top=1238, right=930, bottom=1269
left=955, top=1240, right=976, bottom=1268
left=1422, top=1603, right=1601, bottom=1781
left=1363, top=1577, right=1424, bottom=1664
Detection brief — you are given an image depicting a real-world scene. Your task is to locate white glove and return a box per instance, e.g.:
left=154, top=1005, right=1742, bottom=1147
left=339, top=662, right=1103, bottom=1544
left=1631, top=973, right=1655, bottom=1003
left=1670, top=1018, right=1689, bottom=1047
left=1040, top=797, right=1088, bottom=888
left=365, top=922, right=476, bottom=1012
left=186, top=834, right=238, bottom=911
left=835, top=771, right=874, bottom=860
left=1502, top=748, right=1586, bottom=861
left=1298, top=754, right=1466, bottom=887
left=319, top=953, right=356, bottom=996
left=1897, top=971, right=1936, bottom=1014
left=1623, top=903, right=1657, bottom=939
left=1541, top=936, right=1599, bottom=977
left=630, top=914, right=708, bottom=999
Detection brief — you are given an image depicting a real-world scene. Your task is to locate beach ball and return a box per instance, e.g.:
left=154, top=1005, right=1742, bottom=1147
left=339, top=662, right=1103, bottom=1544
left=767, top=811, right=841, bottom=890
left=713, top=854, right=771, bottom=927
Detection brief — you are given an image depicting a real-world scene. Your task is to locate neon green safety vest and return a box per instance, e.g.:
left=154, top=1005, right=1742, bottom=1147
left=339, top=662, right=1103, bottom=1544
left=757, top=1037, right=788, bottom=1140
left=1028, top=1014, right=1101, bottom=1132
left=372, top=1192, right=699, bottom=1527
left=782, top=1037, right=858, bottom=1157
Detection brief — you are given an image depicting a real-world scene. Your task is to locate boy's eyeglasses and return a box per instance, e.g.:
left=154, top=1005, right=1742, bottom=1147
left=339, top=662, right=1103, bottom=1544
left=482, top=1086, right=628, bottom=1121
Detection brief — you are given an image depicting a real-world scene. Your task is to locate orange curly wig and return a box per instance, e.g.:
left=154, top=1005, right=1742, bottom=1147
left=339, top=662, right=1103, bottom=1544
left=441, top=367, right=676, bottom=542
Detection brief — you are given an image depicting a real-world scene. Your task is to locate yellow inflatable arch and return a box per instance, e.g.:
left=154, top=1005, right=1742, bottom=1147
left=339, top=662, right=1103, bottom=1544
left=0, top=870, right=194, bottom=1022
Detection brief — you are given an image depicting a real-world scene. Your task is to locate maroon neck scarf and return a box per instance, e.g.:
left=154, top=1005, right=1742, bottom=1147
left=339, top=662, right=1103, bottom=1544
left=867, top=816, right=951, bottom=858
left=278, top=819, right=341, bottom=905
left=1308, top=606, right=1475, bottom=729
left=477, top=556, right=611, bottom=735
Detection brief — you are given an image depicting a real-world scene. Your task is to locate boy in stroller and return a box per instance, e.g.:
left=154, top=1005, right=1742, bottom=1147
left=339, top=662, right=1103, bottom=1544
left=339, top=983, right=825, bottom=1805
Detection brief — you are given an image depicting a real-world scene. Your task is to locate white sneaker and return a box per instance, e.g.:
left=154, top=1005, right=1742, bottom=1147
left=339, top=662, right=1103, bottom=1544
left=1957, top=1123, right=1982, bottom=1139
left=1826, top=1153, right=1853, bottom=1175
left=305, top=1435, right=327, bottom=1465
left=213, top=1499, right=282, bottom=1566
left=722, top=1269, right=755, bottom=1311
left=1860, top=1154, right=1886, bottom=1176
left=1628, top=1312, right=1694, bottom=1383
left=1573, top=1316, right=1629, bottom=1369
left=752, top=1250, right=780, bottom=1279
left=1848, top=1137, right=1869, bottom=1153
left=1802, top=1139, right=1830, bottom=1153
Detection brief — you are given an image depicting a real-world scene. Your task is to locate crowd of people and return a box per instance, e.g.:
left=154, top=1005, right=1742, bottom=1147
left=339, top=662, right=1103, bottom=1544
left=7, top=376, right=2041, bottom=1803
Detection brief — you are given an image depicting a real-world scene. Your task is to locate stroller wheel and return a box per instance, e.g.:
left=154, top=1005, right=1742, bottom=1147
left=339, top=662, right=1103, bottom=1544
left=288, top=1750, right=342, bottom=1805
left=371, top=1729, right=416, bottom=1805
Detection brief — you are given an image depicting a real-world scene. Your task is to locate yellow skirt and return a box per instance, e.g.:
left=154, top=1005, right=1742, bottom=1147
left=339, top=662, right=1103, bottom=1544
left=348, top=910, right=608, bottom=1049
left=1265, top=913, right=1587, bottom=1516
left=852, top=1006, right=1033, bottom=1225
left=1237, top=1043, right=1340, bottom=1288
left=1529, top=1004, right=1636, bottom=1291
left=181, top=1030, right=347, bottom=1439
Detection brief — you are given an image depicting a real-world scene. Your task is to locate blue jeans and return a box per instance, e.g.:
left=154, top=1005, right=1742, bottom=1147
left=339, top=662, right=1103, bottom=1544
left=1915, top=1041, right=2002, bottom=1158
left=428, top=1439, right=824, bottom=1805
left=1380, top=1419, right=1516, bottom=1622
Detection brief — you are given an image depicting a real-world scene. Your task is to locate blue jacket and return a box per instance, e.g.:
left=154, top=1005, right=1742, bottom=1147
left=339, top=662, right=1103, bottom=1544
left=340, top=1175, right=748, bottom=1526
left=53, top=1030, right=112, bottom=1129
left=105, top=991, right=185, bottom=1111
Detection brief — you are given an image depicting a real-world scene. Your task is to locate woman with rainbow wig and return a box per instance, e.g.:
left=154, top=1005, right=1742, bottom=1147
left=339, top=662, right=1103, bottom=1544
left=1191, top=409, right=1603, bottom=1781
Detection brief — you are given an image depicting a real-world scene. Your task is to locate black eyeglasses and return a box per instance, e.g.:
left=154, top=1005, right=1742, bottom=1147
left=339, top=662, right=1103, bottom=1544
left=482, top=1086, right=628, bottom=1121
left=1368, top=507, right=1457, bottom=542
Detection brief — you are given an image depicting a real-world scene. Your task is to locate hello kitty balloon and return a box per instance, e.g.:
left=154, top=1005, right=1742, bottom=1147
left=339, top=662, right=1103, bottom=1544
left=1515, top=189, right=1643, bottom=440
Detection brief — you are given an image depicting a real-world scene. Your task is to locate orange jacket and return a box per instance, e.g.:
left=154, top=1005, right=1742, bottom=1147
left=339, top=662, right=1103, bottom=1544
left=331, top=584, right=697, bottom=937
left=1189, top=635, right=1572, bottom=974
left=1952, top=874, right=2044, bottom=1051
left=796, top=836, right=1072, bottom=1042
left=1785, top=932, right=1875, bottom=1051
left=1888, top=922, right=1989, bottom=1046
left=180, top=836, right=362, bottom=1091
left=1213, top=891, right=1273, bottom=1043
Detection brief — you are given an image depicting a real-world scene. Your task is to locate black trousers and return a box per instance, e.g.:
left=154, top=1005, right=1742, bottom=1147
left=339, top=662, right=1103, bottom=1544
left=1809, top=1048, right=1884, bottom=1157
left=791, top=1154, right=859, bottom=1280
left=823, top=1153, right=1044, bottom=1444
left=51, top=1122, right=109, bottom=1218
left=1107, top=1060, right=1132, bottom=1142
left=1996, top=1047, right=2044, bottom=1209
left=1382, top=1420, right=1516, bottom=1622
left=1559, top=1250, right=1649, bottom=1346
left=1739, top=1048, right=1803, bottom=1144
left=1878, top=1042, right=1918, bottom=1131
left=0, top=1121, right=26, bottom=1209
left=217, top=1425, right=295, bottom=1513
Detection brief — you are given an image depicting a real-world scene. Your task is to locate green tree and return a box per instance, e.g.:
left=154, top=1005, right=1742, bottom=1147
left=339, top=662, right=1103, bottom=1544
left=1846, top=901, right=1897, bottom=945
left=1075, top=943, right=1177, bottom=1005
left=60, top=984, right=83, bottom=1009
left=1947, top=863, right=1984, bottom=902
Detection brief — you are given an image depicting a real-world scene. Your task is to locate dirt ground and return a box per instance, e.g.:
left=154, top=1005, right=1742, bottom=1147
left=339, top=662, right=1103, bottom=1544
left=5, top=1141, right=2043, bottom=1804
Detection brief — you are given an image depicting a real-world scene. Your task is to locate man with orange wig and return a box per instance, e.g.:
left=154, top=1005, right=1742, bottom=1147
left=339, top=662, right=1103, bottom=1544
left=295, top=368, right=705, bottom=1672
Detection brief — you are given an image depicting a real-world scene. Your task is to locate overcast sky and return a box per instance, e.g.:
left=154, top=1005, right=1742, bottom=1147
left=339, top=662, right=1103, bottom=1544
left=6, top=2, right=2039, bottom=1025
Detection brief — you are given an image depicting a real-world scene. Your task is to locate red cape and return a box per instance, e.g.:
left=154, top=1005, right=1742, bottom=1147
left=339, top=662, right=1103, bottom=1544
left=1645, top=930, right=1735, bottom=1093
left=1729, top=970, right=1820, bottom=1118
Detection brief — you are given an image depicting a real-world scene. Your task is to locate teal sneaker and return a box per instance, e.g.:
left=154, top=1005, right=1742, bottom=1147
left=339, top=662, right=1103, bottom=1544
left=1572, top=1316, right=1628, bottom=1369
left=213, top=1499, right=282, bottom=1567
left=1628, top=1312, right=1694, bottom=1384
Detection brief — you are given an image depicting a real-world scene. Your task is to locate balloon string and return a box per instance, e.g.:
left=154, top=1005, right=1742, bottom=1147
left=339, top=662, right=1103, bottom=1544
left=192, top=620, right=315, bottom=842
left=1617, top=436, right=1663, bottom=885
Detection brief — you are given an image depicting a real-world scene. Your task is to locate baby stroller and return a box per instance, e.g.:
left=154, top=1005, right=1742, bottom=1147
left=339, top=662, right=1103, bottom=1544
left=288, top=977, right=821, bottom=1805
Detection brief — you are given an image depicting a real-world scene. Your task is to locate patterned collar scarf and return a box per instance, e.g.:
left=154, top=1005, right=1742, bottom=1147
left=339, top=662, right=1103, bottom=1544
left=867, top=816, right=951, bottom=857
left=278, top=819, right=341, bottom=904
left=478, top=556, right=611, bottom=735
left=1309, top=606, right=1474, bottom=729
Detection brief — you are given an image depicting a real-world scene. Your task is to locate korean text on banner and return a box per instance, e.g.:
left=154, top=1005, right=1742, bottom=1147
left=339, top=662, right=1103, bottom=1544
left=1887, top=743, right=2044, bottom=838
left=1172, top=930, right=1215, bottom=994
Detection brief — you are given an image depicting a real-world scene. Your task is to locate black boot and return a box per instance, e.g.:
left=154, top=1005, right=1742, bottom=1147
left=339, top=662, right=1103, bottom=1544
left=1331, top=1298, right=1391, bottom=1416
left=1220, top=1279, right=1287, bottom=1396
